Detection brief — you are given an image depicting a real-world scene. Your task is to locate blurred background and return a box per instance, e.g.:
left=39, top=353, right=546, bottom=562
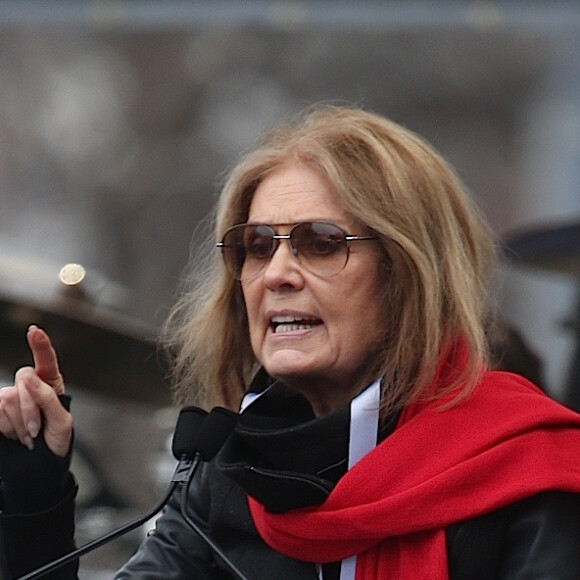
left=1, top=0, right=579, bottom=576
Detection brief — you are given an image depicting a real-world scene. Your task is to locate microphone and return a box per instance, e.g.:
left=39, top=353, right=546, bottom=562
left=176, top=407, right=250, bottom=580
left=170, top=406, right=210, bottom=486
left=17, top=406, right=239, bottom=580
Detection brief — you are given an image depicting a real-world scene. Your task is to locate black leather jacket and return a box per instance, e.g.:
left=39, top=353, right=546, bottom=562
left=2, top=386, right=580, bottom=579
left=115, top=460, right=580, bottom=579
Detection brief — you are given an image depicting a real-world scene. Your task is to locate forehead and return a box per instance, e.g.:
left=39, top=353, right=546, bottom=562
left=247, top=163, right=351, bottom=226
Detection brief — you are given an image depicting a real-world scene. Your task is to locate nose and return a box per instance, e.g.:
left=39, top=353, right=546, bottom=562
left=262, top=237, right=304, bottom=290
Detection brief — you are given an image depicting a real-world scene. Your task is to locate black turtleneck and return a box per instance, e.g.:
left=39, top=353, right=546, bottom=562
left=217, top=378, right=398, bottom=580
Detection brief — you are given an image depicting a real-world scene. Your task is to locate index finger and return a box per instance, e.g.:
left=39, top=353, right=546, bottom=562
left=26, top=325, right=65, bottom=395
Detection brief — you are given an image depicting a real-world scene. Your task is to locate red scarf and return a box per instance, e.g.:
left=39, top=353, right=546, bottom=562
left=248, top=364, right=580, bottom=579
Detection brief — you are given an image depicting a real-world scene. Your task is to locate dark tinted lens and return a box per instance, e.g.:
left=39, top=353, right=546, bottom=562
left=244, top=225, right=275, bottom=260
left=220, top=225, right=247, bottom=277
left=292, top=222, right=346, bottom=256
left=291, top=222, right=349, bottom=276
left=221, top=224, right=276, bottom=280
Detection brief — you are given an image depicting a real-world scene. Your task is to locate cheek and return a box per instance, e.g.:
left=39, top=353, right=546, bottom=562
left=338, top=275, right=386, bottom=343
left=341, top=300, right=383, bottom=345
left=241, top=284, right=263, bottom=345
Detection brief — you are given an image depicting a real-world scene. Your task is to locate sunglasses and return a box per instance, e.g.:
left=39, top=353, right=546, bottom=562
left=217, top=221, right=378, bottom=281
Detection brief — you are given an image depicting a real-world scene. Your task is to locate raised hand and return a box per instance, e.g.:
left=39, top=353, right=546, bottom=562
left=0, top=325, right=73, bottom=457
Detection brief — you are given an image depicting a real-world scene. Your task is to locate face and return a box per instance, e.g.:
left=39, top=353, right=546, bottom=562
left=241, top=162, right=386, bottom=415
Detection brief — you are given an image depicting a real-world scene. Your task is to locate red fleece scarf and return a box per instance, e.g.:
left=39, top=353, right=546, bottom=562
left=248, top=366, right=580, bottom=579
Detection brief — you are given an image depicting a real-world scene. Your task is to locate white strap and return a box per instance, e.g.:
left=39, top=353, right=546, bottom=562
left=347, top=379, right=381, bottom=468
left=339, top=557, right=358, bottom=580
left=337, top=379, right=381, bottom=580
left=240, top=384, right=273, bottom=412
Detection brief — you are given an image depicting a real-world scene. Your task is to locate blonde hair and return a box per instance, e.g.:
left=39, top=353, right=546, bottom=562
left=163, top=105, right=497, bottom=415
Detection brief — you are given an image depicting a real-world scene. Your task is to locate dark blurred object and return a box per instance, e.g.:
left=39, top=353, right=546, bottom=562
left=502, top=220, right=579, bottom=408
left=488, top=322, right=545, bottom=388
left=501, top=221, right=580, bottom=276
left=0, top=252, right=170, bottom=406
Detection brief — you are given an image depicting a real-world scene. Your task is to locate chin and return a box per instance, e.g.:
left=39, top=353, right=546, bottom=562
left=266, top=366, right=340, bottom=394
left=265, top=365, right=311, bottom=382
left=263, top=361, right=317, bottom=383
left=265, top=345, right=316, bottom=365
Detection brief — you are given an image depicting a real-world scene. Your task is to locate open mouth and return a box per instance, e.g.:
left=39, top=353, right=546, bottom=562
left=270, top=315, right=322, bottom=334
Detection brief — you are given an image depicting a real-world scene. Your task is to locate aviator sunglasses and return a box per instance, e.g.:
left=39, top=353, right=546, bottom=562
left=217, top=221, right=378, bottom=281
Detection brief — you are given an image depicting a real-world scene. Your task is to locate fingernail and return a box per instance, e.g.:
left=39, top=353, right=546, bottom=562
left=28, top=421, right=40, bottom=439
left=23, top=436, right=34, bottom=451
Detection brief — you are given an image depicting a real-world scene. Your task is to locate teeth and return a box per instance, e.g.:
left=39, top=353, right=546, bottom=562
left=271, top=315, right=319, bottom=333
left=271, top=315, right=306, bottom=324
left=274, top=322, right=314, bottom=333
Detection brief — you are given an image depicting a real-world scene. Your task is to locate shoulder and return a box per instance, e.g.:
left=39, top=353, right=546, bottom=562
left=447, top=492, right=580, bottom=580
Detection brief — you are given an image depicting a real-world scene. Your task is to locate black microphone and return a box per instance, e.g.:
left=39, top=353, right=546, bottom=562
left=172, top=406, right=209, bottom=458
left=170, top=406, right=209, bottom=486
left=17, top=406, right=237, bottom=580
left=176, top=407, right=250, bottom=580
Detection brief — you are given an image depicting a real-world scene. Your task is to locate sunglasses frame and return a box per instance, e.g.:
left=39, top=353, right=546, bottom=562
left=217, top=221, right=377, bottom=280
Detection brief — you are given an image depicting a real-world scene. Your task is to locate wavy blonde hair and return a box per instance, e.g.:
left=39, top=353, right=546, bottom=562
left=163, top=105, right=497, bottom=415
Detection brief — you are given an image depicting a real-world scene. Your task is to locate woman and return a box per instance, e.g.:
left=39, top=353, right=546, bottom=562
left=1, top=105, right=580, bottom=579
